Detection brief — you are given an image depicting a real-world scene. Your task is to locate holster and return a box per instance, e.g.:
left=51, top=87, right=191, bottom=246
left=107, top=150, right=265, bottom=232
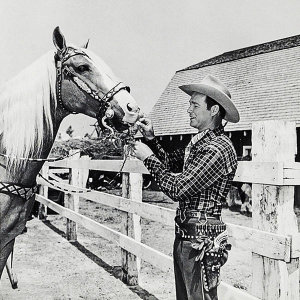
left=201, top=248, right=228, bottom=291
left=175, top=216, right=231, bottom=292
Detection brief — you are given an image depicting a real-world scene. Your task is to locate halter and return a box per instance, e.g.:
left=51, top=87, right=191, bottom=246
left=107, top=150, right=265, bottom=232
left=54, top=47, right=130, bottom=116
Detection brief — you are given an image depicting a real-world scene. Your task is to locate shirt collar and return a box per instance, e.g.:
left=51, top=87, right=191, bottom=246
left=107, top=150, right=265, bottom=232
left=190, top=129, right=209, bottom=145
left=191, top=126, right=224, bottom=145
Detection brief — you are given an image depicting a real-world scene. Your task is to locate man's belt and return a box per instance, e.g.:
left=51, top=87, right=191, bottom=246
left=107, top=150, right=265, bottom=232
left=175, top=219, right=226, bottom=240
left=176, top=209, right=221, bottom=222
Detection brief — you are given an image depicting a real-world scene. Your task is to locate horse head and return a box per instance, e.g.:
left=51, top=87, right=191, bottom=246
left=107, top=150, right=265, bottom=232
left=53, top=27, right=141, bottom=133
left=0, top=27, right=144, bottom=279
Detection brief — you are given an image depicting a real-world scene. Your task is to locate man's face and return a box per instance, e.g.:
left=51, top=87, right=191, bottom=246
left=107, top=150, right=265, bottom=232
left=187, top=93, right=213, bottom=131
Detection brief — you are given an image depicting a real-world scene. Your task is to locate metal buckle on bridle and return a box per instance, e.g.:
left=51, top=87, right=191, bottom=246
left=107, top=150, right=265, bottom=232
left=63, top=67, right=72, bottom=77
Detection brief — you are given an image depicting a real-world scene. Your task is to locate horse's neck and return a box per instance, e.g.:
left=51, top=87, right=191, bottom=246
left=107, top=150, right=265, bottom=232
left=0, top=102, right=67, bottom=186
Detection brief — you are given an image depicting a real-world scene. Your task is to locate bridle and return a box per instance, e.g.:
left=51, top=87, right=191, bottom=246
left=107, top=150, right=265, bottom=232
left=54, top=46, right=130, bottom=120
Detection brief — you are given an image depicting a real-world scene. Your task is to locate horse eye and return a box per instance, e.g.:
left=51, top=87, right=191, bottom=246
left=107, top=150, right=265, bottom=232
left=77, top=65, right=90, bottom=73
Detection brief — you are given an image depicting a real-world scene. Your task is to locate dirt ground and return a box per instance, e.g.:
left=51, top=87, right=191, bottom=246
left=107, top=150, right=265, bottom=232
left=2, top=189, right=297, bottom=299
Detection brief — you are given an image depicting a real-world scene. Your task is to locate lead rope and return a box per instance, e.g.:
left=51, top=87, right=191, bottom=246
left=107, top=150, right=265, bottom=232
left=106, top=146, right=132, bottom=187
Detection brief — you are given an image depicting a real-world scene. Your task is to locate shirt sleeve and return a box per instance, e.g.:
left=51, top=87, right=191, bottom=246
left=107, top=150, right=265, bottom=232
left=143, top=145, right=226, bottom=202
left=144, top=138, right=184, bottom=173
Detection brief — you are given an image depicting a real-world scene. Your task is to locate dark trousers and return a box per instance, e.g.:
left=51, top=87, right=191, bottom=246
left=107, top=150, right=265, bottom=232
left=173, top=236, right=218, bottom=300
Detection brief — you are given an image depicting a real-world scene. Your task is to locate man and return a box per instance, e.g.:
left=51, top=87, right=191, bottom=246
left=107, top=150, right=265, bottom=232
left=132, top=75, right=239, bottom=300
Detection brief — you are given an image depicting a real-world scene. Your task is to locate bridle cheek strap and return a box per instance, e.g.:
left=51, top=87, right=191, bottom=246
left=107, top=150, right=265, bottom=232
left=55, top=48, right=130, bottom=116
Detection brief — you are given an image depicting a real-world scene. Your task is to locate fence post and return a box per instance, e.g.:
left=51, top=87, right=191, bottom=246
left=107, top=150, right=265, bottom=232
left=251, top=120, right=299, bottom=300
left=65, top=150, right=80, bottom=242
left=38, top=163, right=49, bottom=220
left=121, top=147, right=142, bottom=285
left=78, top=155, right=91, bottom=190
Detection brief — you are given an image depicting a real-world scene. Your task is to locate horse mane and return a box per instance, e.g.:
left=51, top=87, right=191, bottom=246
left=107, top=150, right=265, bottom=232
left=0, top=50, right=57, bottom=169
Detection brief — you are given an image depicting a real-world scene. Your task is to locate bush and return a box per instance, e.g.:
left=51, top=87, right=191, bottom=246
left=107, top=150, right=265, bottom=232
left=50, top=137, right=124, bottom=159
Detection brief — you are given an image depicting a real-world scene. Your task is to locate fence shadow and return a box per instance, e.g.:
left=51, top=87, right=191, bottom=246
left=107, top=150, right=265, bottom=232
left=42, top=220, right=159, bottom=300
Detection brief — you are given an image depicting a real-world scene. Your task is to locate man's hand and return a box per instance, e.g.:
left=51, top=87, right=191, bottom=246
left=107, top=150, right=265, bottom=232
left=130, top=141, right=153, bottom=161
left=136, top=117, right=155, bottom=140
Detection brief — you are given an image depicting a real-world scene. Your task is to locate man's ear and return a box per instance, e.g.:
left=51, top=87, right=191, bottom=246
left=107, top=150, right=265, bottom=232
left=211, top=105, right=220, bottom=117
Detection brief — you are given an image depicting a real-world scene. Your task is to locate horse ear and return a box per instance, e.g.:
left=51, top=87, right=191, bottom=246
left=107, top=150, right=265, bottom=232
left=53, top=26, right=67, bottom=53
left=83, top=39, right=90, bottom=49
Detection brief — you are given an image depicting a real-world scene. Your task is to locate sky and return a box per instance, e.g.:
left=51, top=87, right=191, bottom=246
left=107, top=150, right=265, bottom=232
left=1, top=0, right=300, bottom=137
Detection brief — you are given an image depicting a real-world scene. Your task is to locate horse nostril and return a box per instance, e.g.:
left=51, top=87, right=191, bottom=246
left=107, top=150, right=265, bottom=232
left=127, top=103, right=133, bottom=112
left=127, top=103, right=139, bottom=113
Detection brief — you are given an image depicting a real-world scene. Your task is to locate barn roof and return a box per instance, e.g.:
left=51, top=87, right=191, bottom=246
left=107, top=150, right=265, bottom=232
left=148, top=34, right=300, bottom=135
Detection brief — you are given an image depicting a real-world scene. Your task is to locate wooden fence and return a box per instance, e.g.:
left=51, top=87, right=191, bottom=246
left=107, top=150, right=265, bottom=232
left=35, top=120, right=300, bottom=300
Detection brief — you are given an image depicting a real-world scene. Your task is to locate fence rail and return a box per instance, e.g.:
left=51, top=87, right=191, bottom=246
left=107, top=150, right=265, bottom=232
left=48, top=158, right=300, bottom=186
left=36, top=194, right=174, bottom=272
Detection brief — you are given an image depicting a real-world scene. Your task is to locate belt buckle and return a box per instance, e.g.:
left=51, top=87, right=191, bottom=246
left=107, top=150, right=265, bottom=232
left=198, top=212, right=208, bottom=224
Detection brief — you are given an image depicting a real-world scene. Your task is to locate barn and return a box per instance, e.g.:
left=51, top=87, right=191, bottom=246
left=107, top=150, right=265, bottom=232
left=147, top=34, right=300, bottom=161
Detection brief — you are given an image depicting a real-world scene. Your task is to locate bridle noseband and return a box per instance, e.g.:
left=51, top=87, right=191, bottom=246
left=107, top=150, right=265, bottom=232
left=54, top=47, right=130, bottom=118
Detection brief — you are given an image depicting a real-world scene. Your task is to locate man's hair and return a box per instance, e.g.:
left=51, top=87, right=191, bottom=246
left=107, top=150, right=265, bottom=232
left=205, top=96, right=226, bottom=119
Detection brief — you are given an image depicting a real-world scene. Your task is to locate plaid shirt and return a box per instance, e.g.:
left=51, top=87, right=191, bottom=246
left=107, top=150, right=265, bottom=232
left=144, top=126, right=237, bottom=217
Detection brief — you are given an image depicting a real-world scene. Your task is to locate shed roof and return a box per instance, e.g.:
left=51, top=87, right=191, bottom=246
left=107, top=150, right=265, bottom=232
left=148, top=35, right=300, bottom=135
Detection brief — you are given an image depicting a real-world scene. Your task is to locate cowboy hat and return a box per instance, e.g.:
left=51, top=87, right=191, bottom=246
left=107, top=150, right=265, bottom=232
left=179, top=75, right=240, bottom=123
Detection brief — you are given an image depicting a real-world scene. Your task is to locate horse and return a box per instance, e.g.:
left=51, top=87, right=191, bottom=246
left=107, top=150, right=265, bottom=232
left=0, top=27, right=141, bottom=282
